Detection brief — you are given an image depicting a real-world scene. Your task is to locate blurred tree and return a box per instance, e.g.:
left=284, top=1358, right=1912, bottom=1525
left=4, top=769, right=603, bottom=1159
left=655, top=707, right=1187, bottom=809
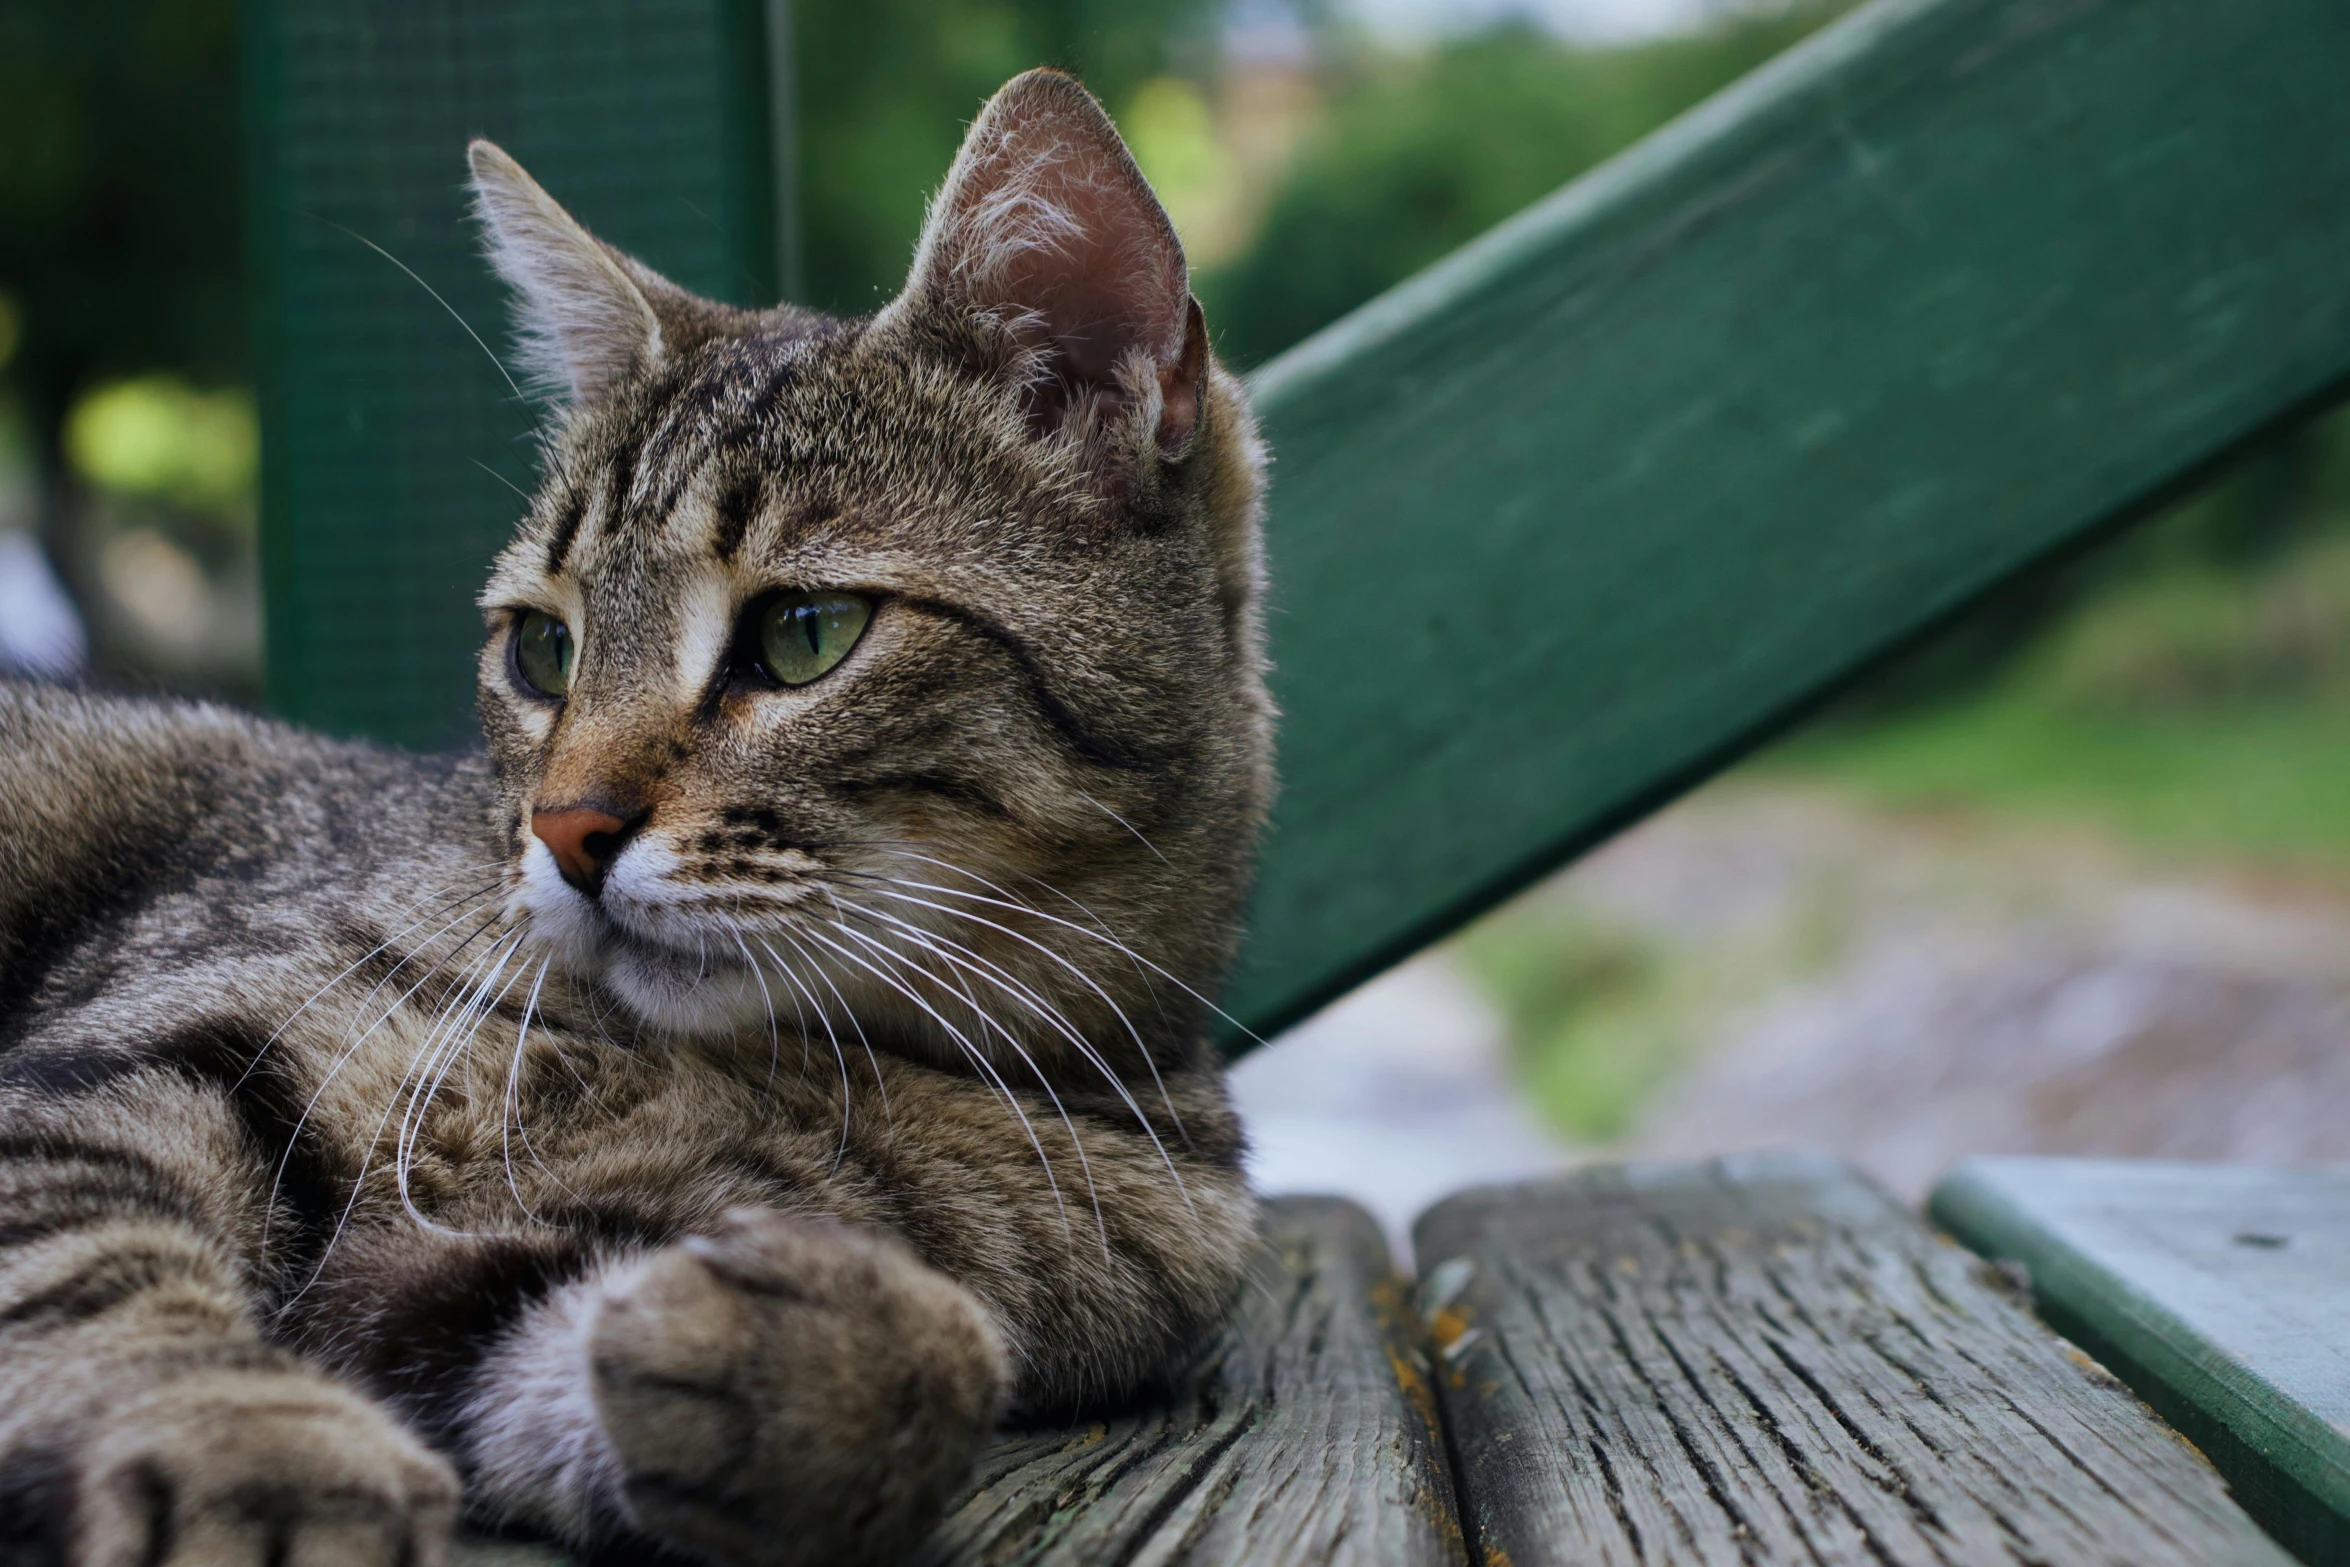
left=790, top=0, right=1220, bottom=315
left=0, top=0, right=241, bottom=475
left=1201, top=6, right=1850, bottom=368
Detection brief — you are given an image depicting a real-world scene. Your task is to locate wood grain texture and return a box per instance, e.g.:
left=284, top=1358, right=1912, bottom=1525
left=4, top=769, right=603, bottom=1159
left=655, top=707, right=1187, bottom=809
left=1933, top=1157, right=2350, bottom=1567
left=1413, top=1153, right=2293, bottom=1566
left=921, top=1195, right=1464, bottom=1566
left=1225, top=0, right=2350, bottom=1043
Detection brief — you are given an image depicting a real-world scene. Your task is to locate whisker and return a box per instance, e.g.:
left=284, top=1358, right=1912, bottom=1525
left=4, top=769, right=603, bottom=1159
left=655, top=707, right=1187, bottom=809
left=786, top=917, right=1079, bottom=1249
left=752, top=934, right=855, bottom=1175
left=281, top=918, right=522, bottom=1308
left=728, top=929, right=785, bottom=1095
left=261, top=903, right=506, bottom=1263
left=863, top=859, right=1269, bottom=1053
left=828, top=908, right=1115, bottom=1247
left=762, top=924, right=894, bottom=1133
left=471, top=458, right=533, bottom=502
left=1075, top=788, right=1171, bottom=867
left=295, top=208, right=527, bottom=403
left=396, top=932, right=530, bottom=1233
left=836, top=880, right=1194, bottom=1188
left=500, top=957, right=555, bottom=1223
left=1016, top=872, right=1181, bottom=1038
left=245, top=873, right=504, bottom=1092
left=840, top=849, right=1199, bottom=1121
left=826, top=895, right=1156, bottom=1228
left=834, top=897, right=1122, bottom=1081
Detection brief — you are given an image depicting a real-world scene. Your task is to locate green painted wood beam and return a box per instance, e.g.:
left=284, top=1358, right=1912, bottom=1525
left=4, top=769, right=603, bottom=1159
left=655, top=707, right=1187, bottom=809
left=1225, top=0, right=2350, bottom=1042
left=245, top=0, right=781, bottom=749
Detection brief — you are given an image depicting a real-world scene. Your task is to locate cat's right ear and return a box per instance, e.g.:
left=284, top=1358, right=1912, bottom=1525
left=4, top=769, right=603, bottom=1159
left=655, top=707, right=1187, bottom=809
left=468, top=140, right=674, bottom=409
left=878, top=71, right=1205, bottom=465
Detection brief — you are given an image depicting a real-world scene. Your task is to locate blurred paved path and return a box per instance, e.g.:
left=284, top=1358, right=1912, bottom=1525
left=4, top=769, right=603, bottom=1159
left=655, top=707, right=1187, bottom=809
left=1227, top=955, right=1570, bottom=1262
left=1231, top=782, right=2350, bottom=1236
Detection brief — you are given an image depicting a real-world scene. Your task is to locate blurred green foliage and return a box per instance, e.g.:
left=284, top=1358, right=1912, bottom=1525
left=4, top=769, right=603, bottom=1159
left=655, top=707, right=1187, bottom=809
left=1456, top=911, right=1675, bottom=1141
left=0, top=0, right=241, bottom=462
left=64, top=378, right=255, bottom=519
left=792, top=0, right=1219, bottom=313
left=1200, top=4, right=1853, bottom=367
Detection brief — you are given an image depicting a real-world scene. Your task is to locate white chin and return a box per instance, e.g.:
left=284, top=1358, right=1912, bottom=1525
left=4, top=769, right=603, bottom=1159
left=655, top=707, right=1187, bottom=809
left=604, top=939, right=770, bottom=1037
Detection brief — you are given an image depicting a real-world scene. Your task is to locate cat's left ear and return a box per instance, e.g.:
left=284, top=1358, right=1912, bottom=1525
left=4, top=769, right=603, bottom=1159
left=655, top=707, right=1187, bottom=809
left=882, top=70, right=1207, bottom=461
left=469, top=140, right=698, bottom=409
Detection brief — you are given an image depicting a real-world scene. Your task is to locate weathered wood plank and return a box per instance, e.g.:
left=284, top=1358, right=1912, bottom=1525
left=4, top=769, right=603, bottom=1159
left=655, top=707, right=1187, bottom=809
left=922, top=1195, right=1463, bottom=1566
left=1414, top=1153, right=2293, bottom=1566
left=1933, top=1157, right=2350, bottom=1567
left=1225, top=0, right=2350, bottom=1042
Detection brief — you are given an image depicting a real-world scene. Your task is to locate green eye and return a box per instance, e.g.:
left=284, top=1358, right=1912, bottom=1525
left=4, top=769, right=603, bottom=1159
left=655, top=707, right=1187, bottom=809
left=757, top=592, right=871, bottom=686
left=513, top=610, right=574, bottom=697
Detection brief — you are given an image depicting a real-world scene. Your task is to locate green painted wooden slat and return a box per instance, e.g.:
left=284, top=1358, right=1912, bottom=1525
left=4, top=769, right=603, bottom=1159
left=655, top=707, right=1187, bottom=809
left=245, top=0, right=779, bottom=748
left=1225, top=0, right=2350, bottom=1040
left=1931, top=1158, right=2350, bottom=1566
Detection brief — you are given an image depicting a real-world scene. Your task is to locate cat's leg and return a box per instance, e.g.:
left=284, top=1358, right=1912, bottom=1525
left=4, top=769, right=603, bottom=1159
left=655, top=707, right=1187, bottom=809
left=455, top=1211, right=1004, bottom=1567
left=450, top=1064, right=1249, bottom=1567
left=0, top=1067, right=458, bottom=1566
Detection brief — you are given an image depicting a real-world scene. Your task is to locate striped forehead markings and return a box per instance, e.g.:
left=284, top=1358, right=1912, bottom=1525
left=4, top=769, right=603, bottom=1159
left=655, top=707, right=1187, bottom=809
left=543, top=490, right=587, bottom=574
left=711, top=470, right=764, bottom=564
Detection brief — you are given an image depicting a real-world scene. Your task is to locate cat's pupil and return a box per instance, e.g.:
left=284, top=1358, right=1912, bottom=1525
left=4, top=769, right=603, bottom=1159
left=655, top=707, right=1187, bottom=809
left=513, top=610, right=572, bottom=698
left=757, top=592, right=871, bottom=687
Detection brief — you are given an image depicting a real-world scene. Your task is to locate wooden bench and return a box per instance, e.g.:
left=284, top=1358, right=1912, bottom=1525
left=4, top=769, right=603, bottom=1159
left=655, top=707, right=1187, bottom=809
left=247, top=0, right=2350, bottom=1560
left=456, top=1156, right=2322, bottom=1564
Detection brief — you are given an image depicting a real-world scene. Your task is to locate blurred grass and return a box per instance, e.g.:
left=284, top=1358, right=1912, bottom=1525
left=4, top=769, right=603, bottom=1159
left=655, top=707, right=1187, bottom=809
left=1457, top=870, right=1854, bottom=1143
left=1771, top=416, right=2350, bottom=876
left=1783, top=698, right=2350, bottom=867
left=1455, top=914, right=1674, bottom=1141
left=1774, top=665, right=2350, bottom=875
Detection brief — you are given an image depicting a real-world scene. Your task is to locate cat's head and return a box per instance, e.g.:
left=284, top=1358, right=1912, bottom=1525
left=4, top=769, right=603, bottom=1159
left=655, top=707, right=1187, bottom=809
left=469, top=70, right=1271, bottom=1074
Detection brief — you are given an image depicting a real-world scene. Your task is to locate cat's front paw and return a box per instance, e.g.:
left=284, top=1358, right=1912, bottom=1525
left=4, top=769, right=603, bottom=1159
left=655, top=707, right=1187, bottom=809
left=71, top=1368, right=457, bottom=1567
left=590, top=1210, right=1007, bottom=1567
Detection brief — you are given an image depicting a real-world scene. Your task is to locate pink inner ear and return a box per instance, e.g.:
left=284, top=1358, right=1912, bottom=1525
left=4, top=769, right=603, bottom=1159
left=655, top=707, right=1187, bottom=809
left=994, top=165, right=1184, bottom=384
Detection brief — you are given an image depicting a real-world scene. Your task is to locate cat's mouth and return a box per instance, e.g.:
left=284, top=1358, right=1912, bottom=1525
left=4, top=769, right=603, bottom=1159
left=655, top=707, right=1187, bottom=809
left=598, top=925, right=762, bottom=1034
left=569, top=909, right=804, bottom=1039
left=520, top=845, right=789, bottom=1037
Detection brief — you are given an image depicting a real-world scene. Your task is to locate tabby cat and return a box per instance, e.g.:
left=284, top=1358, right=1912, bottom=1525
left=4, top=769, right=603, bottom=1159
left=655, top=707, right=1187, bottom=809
left=0, top=70, right=1271, bottom=1566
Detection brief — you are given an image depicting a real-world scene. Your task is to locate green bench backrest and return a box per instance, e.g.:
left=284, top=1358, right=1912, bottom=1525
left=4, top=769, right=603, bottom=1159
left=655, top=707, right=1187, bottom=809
left=248, top=0, right=2350, bottom=1044
left=1224, top=0, right=2350, bottom=1037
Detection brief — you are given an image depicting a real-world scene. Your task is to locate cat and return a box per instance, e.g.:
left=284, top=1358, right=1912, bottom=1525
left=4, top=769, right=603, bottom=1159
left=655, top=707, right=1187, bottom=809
left=0, top=68, right=1272, bottom=1567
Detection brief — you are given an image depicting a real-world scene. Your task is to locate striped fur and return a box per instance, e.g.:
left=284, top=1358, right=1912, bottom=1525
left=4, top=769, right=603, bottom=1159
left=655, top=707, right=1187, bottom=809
left=0, top=72, right=1269, bottom=1567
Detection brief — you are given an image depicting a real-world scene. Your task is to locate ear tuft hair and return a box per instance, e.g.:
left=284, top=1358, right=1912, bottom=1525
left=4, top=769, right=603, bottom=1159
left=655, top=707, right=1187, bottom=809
left=883, top=70, right=1205, bottom=461
left=467, top=140, right=668, bottom=409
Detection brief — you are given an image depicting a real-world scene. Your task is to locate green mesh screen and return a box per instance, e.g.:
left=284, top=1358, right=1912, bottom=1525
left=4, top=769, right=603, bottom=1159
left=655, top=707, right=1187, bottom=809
left=246, top=0, right=779, bottom=748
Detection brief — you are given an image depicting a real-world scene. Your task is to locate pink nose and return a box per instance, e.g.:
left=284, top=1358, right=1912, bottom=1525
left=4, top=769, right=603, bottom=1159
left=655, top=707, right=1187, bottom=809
left=531, top=806, right=638, bottom=895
